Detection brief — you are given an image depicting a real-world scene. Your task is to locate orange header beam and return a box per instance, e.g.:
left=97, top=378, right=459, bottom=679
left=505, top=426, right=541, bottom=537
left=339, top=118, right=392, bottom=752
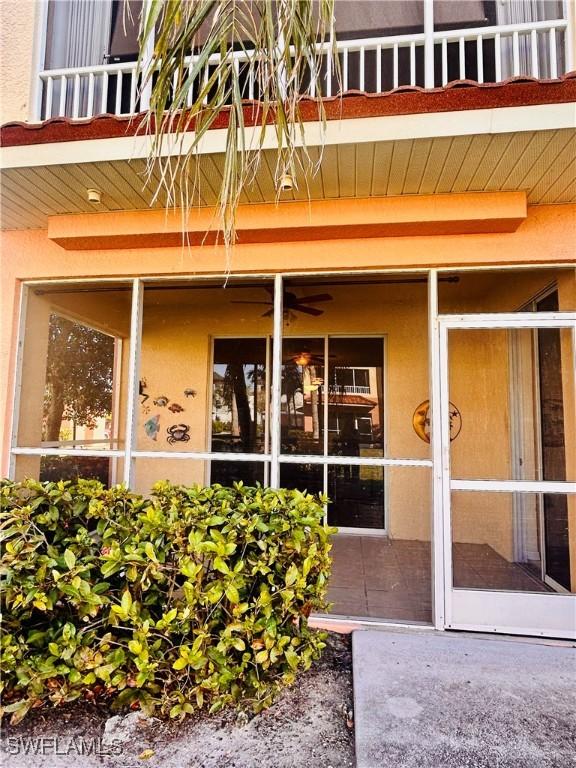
left=48, top=191, right=527, bottom=251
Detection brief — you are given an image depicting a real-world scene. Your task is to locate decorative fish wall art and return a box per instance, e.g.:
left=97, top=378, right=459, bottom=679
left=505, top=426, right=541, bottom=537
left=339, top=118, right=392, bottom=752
left=144, top=414, right=161, bottom=441
left=153, top=396, right=169, bottom=407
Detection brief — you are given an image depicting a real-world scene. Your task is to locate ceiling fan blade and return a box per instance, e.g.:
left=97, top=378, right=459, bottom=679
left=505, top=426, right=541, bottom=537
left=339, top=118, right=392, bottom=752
left=296, top=293, right=333, bottom=303
left=230, top=300, right=274, bottom=305
left=295, top=305, right=324, bottom=316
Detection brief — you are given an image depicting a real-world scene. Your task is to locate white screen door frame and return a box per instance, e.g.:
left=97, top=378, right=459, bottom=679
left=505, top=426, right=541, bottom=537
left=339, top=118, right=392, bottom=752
left=438, top=312, right=576, bottom=640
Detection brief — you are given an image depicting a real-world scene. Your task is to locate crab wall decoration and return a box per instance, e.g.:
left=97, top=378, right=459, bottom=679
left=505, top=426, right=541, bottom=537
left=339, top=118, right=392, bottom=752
left=167, top=424, right=190, bottom=444
left=184, top=388, right=197, bottom=398
left=168, top=402, right=184, bottom=413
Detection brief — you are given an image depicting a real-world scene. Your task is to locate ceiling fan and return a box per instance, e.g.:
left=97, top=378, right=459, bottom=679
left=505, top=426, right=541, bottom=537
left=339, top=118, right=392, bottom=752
left=231, top=287, right=333, bottom=317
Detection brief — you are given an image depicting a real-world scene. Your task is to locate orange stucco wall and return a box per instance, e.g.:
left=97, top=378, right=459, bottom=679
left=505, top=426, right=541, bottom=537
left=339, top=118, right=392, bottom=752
left=1, top=198, right=575, bottom=477
left=2, top=196, right=575, bottom=595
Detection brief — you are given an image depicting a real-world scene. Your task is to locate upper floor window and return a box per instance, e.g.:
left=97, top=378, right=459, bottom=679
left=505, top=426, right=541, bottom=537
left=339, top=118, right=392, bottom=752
left=44, top=0, right=142, bottom=71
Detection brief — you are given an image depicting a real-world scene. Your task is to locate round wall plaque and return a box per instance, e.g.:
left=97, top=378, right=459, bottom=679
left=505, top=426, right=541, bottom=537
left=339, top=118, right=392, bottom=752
left=412, top=399, right=462, bottom=443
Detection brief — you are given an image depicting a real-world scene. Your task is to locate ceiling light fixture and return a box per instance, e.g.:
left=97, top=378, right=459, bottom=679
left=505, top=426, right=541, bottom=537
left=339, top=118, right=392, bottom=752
left=277, top=173, right=294, bottom=192
left=86, top=188, right=102, bottom=204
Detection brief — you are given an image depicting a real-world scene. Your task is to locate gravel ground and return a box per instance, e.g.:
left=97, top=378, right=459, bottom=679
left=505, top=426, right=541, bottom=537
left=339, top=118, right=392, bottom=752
left=1, top=633, right=354, bottom=768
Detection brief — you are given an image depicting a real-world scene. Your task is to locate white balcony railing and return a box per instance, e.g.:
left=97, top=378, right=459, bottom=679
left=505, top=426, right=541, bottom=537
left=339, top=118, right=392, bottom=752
left=339, top=385, right=372, bottom=395
left=318, top=384, right=372, bottom=396
left=34, top=18, right=572, bottom=122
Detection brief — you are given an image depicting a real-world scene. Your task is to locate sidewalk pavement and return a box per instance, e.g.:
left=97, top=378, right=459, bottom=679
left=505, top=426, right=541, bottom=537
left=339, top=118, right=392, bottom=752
left=352, top=628, right=575, bottom=768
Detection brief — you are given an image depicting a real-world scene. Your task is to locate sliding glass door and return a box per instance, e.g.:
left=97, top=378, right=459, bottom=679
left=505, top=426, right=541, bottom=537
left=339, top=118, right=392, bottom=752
left=279, top=336, right=386, bottom=531
left=209, top=334, right=386, bottom=531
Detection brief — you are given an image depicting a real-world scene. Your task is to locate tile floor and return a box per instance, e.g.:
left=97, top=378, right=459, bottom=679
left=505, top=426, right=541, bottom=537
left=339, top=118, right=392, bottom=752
left=327, top=535, right=549, bottom=622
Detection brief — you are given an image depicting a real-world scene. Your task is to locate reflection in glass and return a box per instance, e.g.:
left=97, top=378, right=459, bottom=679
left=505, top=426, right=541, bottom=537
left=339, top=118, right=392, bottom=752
left=42, top=314, right=115, bottom=448
left=280, top=463, right=324, bottom=497
left=327, top=337, right=384, bottom=457
left=210, top=338, right=267, bottom=486
left=328, top=465, right=385, bottom=529
left=211, top=338, right=267, bottom=454
left=281, top=338, right=324, bottom=455
left=13, top=455, right=112, bottom=486
left=39, top=456, right=111, bottom=485
left=210, top=460, right=264, bottom=487
left=281, top=336, right=386, bottom=530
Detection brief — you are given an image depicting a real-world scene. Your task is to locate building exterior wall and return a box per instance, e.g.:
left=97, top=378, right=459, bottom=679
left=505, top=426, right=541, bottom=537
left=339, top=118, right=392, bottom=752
left=0, top=1, right=39, bottom=125
left=2, top=199, right=575, bottom=477
left=2, top=198, right=574, bottom=577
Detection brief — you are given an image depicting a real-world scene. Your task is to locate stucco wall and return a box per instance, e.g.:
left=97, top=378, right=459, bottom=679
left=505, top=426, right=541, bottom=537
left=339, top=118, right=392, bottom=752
left=2, top=201, right=575, bottom=468
left=1, top=201, right=574, bottom=579
left=8, top=260, right=575, bottom=570
left=0, top=0, right=38, bottom=125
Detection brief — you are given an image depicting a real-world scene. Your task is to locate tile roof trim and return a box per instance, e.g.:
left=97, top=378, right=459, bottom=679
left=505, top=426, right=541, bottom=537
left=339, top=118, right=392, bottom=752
left=1, top=73, right=575, bottom=148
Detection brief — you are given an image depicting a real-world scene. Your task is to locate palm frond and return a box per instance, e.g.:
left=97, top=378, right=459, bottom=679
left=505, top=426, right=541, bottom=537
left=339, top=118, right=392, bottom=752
left=137, top=0, right=338, bottom=257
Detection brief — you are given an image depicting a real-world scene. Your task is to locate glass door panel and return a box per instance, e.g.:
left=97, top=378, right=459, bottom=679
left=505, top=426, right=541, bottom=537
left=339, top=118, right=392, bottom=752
left=327, top=337, right=384, bottom=458
left=280, top=462, right=324, bottom=496
left=280, top=335, right=387, bottom=531
left=281, top=337, right=325, bottom=455
left=327, top=465, right=385, bottom=529
left=211, top=337, right=267, bottom=485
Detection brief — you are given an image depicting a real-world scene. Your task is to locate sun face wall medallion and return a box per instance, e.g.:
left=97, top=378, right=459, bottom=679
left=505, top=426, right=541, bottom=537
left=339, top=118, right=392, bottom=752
left=413, top=399, right=462, bottom=443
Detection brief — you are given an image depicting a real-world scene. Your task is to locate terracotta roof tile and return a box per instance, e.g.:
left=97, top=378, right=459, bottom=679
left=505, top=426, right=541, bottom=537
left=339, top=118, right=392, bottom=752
left=1, top=73, right=574, bottom=148
left=329, top=394, right=377, bottom=407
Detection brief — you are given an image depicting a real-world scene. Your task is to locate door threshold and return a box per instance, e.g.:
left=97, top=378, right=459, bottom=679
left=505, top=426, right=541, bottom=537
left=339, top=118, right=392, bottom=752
left=310, top=615, right=576, bottom=647
left=310, top=613, right=435, bottom=634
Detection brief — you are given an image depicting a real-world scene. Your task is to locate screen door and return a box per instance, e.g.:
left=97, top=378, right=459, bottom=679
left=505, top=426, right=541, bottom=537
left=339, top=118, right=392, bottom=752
left=439, top=312, right=576, bottom=639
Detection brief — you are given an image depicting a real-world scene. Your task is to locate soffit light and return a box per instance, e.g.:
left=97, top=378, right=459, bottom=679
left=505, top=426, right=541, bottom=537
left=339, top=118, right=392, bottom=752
left=86, top=188, right=102, bottom=204
left=277, top=173, right=294, bottom=192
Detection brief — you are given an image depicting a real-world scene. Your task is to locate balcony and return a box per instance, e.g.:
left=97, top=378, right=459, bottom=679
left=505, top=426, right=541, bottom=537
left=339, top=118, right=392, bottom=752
left=33, top=16, right=572, bottom=123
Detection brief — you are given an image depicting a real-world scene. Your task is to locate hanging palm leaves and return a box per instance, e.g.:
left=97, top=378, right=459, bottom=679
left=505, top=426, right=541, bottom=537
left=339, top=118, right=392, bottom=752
left=137, top=0, right=337, bottom=252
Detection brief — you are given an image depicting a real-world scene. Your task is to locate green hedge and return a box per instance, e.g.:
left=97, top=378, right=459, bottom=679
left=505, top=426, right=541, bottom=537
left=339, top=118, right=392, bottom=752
left=0, top=478, right=334, bottom=724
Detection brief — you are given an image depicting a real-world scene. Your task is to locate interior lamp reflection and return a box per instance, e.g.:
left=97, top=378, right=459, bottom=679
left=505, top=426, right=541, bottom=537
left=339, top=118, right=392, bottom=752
left=293, top=351, right=312, bottom=366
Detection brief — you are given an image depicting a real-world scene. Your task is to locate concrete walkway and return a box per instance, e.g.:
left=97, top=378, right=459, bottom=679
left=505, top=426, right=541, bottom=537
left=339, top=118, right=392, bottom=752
left=352, top=629, right=575, bottom=768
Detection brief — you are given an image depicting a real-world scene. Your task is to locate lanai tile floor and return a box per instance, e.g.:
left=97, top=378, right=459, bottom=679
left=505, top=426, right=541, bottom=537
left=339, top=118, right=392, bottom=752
left=327, top=535, right=549, bottom=622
